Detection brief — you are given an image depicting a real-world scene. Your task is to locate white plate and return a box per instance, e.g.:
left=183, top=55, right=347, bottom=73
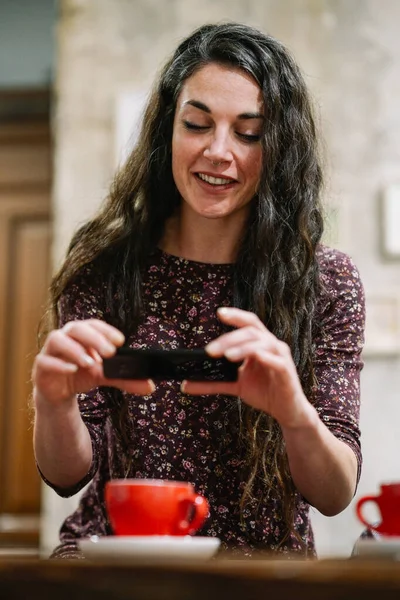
left=79, top=535, right=221, bottom=564
left=353, top=536, right=400, bottom=559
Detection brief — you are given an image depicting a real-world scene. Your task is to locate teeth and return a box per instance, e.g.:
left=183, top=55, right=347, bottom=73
left=198, top=173, right=232, bottom=185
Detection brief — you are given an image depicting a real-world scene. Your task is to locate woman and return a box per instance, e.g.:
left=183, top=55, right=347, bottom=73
left=33, top=22, right=365, bottom=558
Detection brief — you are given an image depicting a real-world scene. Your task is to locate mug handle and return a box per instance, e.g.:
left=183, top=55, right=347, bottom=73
left=356, top=495, right=381, bottom=530
left=176, top=493, right=209, bottom=535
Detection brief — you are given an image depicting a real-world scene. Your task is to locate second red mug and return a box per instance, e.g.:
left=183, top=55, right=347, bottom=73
left=356, top=482, right=400, bottom=536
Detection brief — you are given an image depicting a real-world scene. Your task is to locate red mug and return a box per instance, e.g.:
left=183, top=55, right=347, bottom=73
left=105, top=479, right=209, bottom=536
left=356, top=483, right=400, bottom=536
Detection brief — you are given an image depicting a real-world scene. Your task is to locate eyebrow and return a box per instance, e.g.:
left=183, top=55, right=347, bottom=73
left=184, top=99, right=264, bottom=120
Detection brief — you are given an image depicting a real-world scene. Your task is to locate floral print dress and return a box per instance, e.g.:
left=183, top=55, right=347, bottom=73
left=42, top=245, right=365, bottom=559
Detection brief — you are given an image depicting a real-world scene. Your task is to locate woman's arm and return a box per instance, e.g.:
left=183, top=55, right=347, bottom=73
left=33, top=383, right=93, bottom=490
left=33, top=260, right=157, bottom=493
left=33, top=319, right=154, bottom=490
left=285, top=249, right=365, bottom=514
left=184, top=320, right=359, bottom=516
left=32, top=319, right=118, bottom=489
left=281, top=403, right=358, bottom=515
left=182, top=251, right=365, bottom=516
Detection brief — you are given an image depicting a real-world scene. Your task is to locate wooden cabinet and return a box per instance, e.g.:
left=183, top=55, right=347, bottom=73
left=0, top=100, right=51, bottom=548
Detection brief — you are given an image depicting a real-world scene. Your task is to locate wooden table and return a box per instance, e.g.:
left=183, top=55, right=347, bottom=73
left=1, top=556, right=400, bottom=599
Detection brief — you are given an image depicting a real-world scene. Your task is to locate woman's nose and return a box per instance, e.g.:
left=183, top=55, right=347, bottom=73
left=203, top=131, right=233, bottom=164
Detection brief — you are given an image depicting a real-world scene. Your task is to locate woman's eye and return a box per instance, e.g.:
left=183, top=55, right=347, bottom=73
left=183, top=120, right=209, bottom=131
left=237, top=133, right=261, bottom=143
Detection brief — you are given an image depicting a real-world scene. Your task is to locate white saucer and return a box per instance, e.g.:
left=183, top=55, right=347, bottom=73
left=354, top=536, right=400, bottom=559
left=79, top=535, right=221, bottom=564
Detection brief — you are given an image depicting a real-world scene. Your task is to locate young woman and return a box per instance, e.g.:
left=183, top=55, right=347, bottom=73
left=32, top=22, right=365, bottom=558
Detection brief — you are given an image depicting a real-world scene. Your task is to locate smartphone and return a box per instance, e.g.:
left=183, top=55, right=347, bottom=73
left=103, top=347, right=239, bottom=381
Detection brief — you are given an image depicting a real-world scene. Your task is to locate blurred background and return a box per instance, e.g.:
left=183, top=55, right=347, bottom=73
left=0, top=0, right=399, bottom=559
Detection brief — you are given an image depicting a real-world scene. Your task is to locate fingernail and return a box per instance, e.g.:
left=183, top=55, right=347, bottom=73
left=180, top=380, right=187, bottom=393
left=148, top=379, right=156, bottom=393
left=101, top=343, right=115, bottom=356
left=65, top=363, right=78, bottom=373
left=113, top=331, right=125, bottom=345
left=81, top=354, right=95, bottom=367
left=205, top=341, right=219, bottom=356
left=225, top=348, right=241, bottom=359
left=217, top=307, right=229, bottom=315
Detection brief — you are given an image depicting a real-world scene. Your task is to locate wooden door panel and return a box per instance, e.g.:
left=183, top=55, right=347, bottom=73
left=0, top=111, right=51, bottom=546
left=0, top=195, right=49, bottom=510
left=2, top=219, right=51, bottom=513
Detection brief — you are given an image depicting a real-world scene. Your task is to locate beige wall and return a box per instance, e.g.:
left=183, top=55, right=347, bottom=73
left=43, top=0, right=400, bottom=557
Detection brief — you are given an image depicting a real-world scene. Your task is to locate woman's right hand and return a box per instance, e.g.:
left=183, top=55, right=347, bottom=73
left=32, top=319, right=155, bottom=406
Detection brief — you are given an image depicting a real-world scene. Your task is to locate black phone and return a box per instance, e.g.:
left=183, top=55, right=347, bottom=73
left=103, top=347, right=239, bottom=381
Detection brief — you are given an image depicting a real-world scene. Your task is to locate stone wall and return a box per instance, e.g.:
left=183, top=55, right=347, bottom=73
left=44, top=0, right=400, bottom=557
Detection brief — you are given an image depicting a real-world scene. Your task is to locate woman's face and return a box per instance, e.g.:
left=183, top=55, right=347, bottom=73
left=171, top=63, right=264, bottom=223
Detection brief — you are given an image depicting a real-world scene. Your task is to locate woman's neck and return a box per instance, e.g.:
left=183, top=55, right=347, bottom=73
left=160, top=210, right=247, bottom=264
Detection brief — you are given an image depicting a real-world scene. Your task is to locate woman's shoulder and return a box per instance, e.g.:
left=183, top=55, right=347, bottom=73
left=316, top=243, right=363, bottom=290
left=315, top=244, right=365, bottom=321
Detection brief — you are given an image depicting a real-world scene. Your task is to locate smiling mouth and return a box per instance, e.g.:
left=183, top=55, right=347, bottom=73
left=196, top=173, right=237, bottom=186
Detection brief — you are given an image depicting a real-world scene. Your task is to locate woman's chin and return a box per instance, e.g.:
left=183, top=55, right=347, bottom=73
left=190, top=201, right=245, bottom=221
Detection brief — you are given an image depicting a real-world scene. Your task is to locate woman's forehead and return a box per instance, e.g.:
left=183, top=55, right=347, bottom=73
left=177, top=63, right=264, bottom=115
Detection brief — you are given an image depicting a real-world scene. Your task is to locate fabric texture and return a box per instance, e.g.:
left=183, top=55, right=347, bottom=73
left=42, top=245, right=365, bottom=559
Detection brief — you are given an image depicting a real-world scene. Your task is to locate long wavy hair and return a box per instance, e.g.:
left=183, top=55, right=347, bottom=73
left=48, top=22, right=324, bottom=542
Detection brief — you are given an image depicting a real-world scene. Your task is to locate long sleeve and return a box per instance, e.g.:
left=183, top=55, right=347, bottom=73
left=313, top=246, right=365, bottom=485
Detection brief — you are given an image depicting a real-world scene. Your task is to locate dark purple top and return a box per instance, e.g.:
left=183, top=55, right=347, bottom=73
left=44, top=245, right=365, bottom=559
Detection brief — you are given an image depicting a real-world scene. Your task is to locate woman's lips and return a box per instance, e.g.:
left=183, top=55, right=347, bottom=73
left=194, top=172, right=238, bottom=192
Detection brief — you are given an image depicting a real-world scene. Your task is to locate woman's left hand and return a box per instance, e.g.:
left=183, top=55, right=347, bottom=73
left=182, top=307, right=315, bottom=429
